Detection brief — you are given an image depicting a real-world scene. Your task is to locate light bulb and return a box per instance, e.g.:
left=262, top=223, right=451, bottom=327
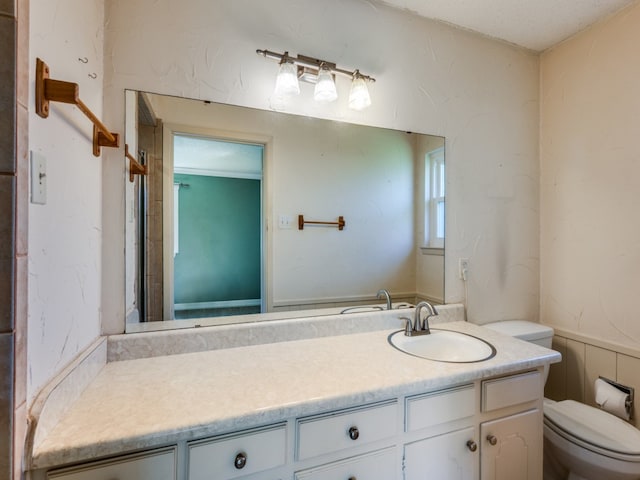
left=348, top=75, right=371, bottom=111
left=274, top=61, right=300, bottom=97
left=313, top=66, right=338, bottom=103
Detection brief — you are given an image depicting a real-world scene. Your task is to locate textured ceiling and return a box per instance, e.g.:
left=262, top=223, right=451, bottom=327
left=378, top=0, right=636, bottom=51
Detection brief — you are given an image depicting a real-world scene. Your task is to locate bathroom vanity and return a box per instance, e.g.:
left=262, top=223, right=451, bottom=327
left=27, top=311, right=560, bottom=480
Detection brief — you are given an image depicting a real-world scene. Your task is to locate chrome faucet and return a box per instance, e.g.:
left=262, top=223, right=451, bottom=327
left=376, top=289, right=392, bottom=310
left=400, top=301, right=438, bottom=336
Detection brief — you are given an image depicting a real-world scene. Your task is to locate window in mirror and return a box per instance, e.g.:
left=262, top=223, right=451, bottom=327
left=424, top=147, right=445, bottom=249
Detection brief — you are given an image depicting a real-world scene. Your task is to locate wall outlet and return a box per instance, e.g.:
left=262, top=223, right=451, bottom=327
left=459, top=258, right=469, bottom=281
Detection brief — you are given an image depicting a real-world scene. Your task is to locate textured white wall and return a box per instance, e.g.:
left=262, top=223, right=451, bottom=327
left=102, top=0, right=540, bottom=333
left=28, top=0, right=105, bottom=400
left=540, top=3, right=640, bottom=349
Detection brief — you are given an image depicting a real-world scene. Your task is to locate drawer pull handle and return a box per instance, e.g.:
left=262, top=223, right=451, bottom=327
left=348, top=426, right=360, bottom=440
left=348, top=477, right=357, bottom=480
left=487, top=435, right=498, bottom=446
left=466, top=440, right=478, bottom=452
left=234, top=452, right=247, bottom=469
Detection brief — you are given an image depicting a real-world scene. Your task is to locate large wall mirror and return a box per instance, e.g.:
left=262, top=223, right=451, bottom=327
left=124, top=91, right=445, bottom=332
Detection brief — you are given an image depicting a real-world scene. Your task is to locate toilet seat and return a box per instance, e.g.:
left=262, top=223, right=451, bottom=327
left=544, top=399, right=640, bottom=462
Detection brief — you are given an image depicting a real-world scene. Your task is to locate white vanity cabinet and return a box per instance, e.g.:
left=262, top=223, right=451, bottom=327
left=35, top=370, right=547, bottom=480
left=45, top=447, right=177, bottom=480
left=404, top=371, right=543, bottom=480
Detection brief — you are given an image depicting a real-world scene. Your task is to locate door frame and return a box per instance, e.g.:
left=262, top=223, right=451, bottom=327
left=162, top=123, right=272, bottom=320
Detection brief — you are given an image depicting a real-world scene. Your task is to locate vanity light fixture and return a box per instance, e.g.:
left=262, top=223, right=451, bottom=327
left=257, top=49, right=375, bottom=110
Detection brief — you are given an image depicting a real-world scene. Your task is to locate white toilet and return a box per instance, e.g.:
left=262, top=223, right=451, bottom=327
left=484, top=320, right=640, bottom=480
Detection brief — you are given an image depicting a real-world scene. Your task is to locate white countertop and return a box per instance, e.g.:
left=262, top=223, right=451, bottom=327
left=30, top=320, right=560, bottom=470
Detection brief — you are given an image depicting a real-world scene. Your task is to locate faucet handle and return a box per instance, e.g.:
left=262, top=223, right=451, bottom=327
left=399, top=316, right=412, bottom=336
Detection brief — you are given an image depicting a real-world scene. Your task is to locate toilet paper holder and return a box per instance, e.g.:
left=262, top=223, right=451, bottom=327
left=598, top=376, right=634, bottom=418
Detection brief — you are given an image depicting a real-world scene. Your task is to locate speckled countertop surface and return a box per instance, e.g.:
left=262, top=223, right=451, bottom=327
left=31, top=321, right=560, bottom=470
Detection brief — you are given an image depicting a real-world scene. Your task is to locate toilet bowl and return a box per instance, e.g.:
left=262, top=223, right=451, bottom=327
left=484, top=320, right=640, bottom=480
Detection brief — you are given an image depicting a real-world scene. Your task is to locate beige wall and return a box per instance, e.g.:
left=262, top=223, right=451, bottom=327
left=540, top=3, right=640, bottom=414
left=540, top=3, right=640, bottom=351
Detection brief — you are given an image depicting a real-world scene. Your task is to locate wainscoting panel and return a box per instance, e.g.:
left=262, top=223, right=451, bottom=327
left=546, top=330, right=640, bottom=427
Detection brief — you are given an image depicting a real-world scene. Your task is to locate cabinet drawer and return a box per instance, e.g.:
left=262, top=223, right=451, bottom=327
left=295, top=447, right=396, bottom=480
left=482, top=371, right=541, bottom=412
left=406, top=385, right=475, bottom=432
left=47, top=447, right=176, bottom=480
left=188, top=424, right=286, bottom=480
left=296, top=401, right=397, bottom=460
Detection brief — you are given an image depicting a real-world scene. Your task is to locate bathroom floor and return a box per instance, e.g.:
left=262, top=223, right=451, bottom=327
left=174, top=306, right=261, bottom=319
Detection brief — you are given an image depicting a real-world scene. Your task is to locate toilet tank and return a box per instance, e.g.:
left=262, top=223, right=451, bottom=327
left=483, top=320, right=554, bottom=349
left=484, top=320, right=555, bottom=385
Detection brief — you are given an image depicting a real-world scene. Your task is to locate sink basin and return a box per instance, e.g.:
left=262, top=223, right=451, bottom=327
left=388, top=329, right=496, bottom=363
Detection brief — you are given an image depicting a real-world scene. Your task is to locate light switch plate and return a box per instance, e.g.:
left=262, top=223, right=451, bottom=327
left=278, top=214, right=293, bottom=229
left=30, top=151, right=47, bottom=205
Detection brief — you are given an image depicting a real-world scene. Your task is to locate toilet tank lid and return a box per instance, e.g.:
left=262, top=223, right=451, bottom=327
left=483, top=320, right=554, bottom=342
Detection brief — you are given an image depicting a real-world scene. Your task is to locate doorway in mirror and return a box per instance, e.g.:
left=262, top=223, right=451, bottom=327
left=171, top=135, right=263, bottom=320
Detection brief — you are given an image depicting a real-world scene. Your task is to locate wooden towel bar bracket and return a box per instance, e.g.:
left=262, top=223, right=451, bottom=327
left=298, top=215, right=345, bottom=231
left=35, top=58, right=120, bottom=157
left=125, top=144, right=148, bottom=182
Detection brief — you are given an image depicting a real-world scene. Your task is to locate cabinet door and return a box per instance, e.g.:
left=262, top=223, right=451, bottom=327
left=47, top=447, right=176, bottom=480
left=404, top=427, right=477, bottom=480
left=480, top=409, right=541, bottom=480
